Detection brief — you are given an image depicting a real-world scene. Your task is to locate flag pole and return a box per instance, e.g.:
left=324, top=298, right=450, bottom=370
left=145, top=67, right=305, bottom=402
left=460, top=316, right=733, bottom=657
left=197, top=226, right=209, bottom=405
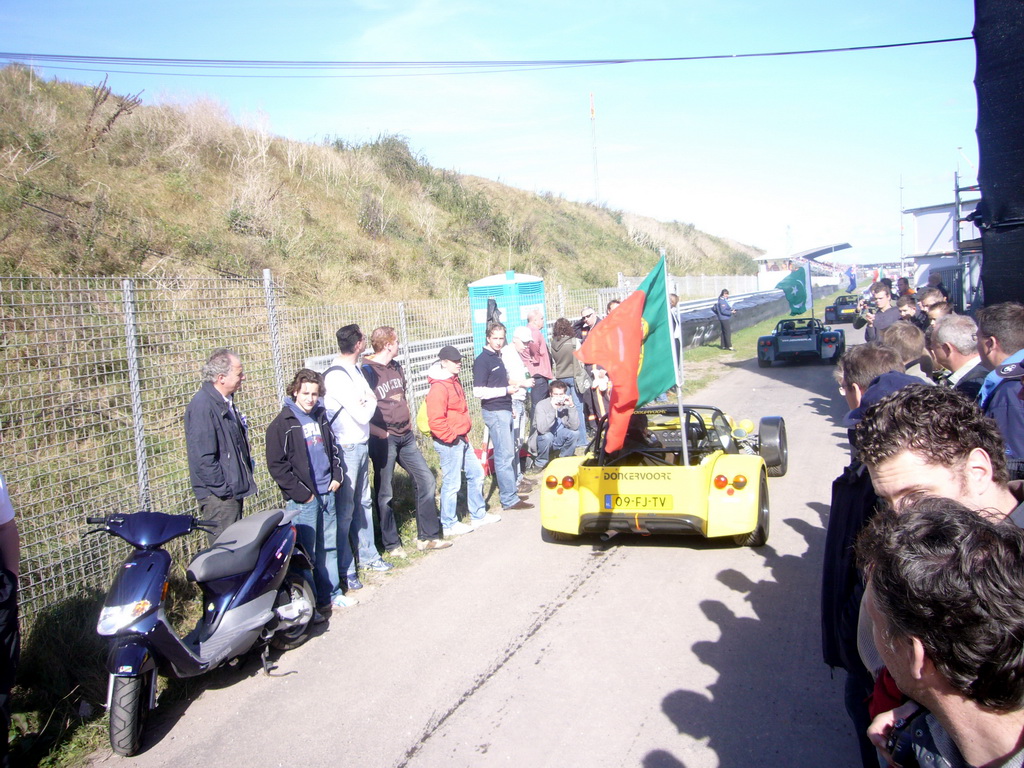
left=660, top=256, right=689, bottom=468
left=806, top=261, right=814, bottom=319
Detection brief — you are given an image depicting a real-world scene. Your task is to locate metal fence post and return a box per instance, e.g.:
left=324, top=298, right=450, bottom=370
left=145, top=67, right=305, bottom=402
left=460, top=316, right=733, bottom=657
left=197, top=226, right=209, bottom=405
left=263, top=269, right=285, bottom=403
left=122, top=278, right=151, bottom=512
left=557, top=283, right=565, bottom=318
left=397, top=301, right=418, bottom=423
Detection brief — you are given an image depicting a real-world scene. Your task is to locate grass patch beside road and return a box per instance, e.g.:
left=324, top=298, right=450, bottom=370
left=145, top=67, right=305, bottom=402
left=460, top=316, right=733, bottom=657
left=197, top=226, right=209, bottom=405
left=677, top=289, right=847, bottom=398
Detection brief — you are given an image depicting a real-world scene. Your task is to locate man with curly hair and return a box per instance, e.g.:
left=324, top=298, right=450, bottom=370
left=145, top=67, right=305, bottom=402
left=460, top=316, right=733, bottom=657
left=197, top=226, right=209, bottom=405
left=854, top=385, right=1023, bottom=521
left=857, top=497, right=1024, bottom=767
left=823, top=343, right=918, bottom=767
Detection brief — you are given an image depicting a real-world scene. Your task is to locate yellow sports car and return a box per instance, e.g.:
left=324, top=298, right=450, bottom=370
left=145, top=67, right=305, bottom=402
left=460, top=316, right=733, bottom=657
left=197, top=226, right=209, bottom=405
left=539, top=404, right=787, bottom=547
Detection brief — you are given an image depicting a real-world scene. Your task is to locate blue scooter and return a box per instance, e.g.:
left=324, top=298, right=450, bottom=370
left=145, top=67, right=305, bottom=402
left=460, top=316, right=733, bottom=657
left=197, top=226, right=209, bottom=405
left=86, top=508, right=316, bottom=756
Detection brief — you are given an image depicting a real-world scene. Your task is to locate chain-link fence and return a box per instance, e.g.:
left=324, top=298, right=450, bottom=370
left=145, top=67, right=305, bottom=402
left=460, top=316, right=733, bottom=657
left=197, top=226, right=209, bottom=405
left=0, top=270, right=743, bottom=628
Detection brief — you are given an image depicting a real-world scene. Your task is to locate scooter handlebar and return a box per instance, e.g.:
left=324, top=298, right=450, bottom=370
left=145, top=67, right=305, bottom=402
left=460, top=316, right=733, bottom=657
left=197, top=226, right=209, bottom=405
left=86, top=516, right=107, bottom=525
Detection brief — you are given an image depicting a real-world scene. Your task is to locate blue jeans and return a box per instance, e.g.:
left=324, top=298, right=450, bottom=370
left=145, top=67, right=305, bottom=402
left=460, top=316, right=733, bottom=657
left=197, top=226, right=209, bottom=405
left=511, top=399, right=526, bottom=483
left=369, top=431, right=442, bottom=543
left=287, top=491, right=340, bottom=608
left=482, top=408, right=519, bottom=508
left=433, top=437, right=487, bottom=528
left=338, top=442, right=377, bottom=571
left=558, top=377, right=588, bottom=447
left=536, top=423, right=578, bottom=469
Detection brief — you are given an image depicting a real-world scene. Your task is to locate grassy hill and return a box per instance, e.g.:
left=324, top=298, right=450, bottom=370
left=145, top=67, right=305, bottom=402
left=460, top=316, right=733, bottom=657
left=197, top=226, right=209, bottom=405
left=0, top=64, right=761, bottom=298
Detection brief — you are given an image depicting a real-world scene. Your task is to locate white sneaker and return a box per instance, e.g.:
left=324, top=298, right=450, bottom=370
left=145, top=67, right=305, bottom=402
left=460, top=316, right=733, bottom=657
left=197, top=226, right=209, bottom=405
left=471, top=512, right=502, bottom=529
left=332, top=593, right=359, bottom=608
left=443, top=521, right=475, bottom=536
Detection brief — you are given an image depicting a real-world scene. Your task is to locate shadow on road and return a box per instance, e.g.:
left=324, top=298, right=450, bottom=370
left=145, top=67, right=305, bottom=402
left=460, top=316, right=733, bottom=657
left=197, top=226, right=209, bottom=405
left=644, top=507, right=855, bottom=767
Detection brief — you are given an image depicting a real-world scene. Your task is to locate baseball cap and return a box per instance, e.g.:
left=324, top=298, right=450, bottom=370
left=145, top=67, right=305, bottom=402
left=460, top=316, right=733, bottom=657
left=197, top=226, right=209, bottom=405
left=438, top=345, right=462, bottom=362
left=512, top=326, right=532, bottom=344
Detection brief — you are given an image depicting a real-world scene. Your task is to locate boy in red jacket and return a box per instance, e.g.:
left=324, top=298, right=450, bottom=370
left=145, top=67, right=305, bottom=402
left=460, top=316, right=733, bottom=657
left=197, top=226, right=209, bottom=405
left=426, top=347, right=501, bottom=535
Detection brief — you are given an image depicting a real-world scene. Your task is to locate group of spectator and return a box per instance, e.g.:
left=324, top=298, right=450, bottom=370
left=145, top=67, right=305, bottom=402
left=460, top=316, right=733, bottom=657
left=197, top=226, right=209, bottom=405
left=183, top=327, right=462, bottom=622
left=470, top=300, right=626, bottom=514
left=179, top=303, right=634, bottom=623
left=823, top=292, right=1024, bottom=765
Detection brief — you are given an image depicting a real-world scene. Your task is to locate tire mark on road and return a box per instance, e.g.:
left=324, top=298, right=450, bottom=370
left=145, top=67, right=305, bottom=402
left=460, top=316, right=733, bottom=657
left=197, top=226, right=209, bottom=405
left=394, top=545, right=621, bottom=767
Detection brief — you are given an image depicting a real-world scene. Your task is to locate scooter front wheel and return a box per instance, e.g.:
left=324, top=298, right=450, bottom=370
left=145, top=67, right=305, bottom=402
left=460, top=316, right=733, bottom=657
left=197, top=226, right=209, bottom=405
left=109, top=674, right=146, bottom=756
left=270, top=572, right=316, bottom=651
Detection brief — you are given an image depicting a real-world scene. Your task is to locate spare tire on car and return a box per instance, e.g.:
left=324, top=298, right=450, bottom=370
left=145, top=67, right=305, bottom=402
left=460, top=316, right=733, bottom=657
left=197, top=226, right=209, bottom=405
left=758, top=416, right=788, bottom=477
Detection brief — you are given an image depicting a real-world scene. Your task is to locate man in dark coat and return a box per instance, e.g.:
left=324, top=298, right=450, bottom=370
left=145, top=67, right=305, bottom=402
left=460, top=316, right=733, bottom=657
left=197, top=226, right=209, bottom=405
left=184, top=348, right=256, bottom=545
left=821, top=343, right=917, bottom=767
left=266, top=369, right=346, bottom=611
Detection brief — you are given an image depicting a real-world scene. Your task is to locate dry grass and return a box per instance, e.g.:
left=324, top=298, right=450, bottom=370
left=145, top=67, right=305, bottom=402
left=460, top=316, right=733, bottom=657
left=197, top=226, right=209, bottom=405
left=0, top=64, right=761, bottom=296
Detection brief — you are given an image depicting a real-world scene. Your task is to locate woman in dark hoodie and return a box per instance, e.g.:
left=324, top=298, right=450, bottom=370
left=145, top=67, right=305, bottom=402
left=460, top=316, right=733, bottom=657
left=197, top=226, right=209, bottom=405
left=266, top=368, right=349, bottom=613
left=549, top=317, right=588, bottom=448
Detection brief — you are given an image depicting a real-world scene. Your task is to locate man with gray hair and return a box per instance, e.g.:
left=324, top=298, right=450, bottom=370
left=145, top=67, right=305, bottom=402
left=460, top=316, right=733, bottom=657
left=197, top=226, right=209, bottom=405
left=184, top=348, right=256, bottom=544
left=930, top=314, right=987, bottom=400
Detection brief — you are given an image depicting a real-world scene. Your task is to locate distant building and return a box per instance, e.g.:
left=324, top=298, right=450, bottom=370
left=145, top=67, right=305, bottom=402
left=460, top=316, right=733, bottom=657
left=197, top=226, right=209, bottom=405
left=902, top=197, right=982, bottom=309
left=903, top=199, right=981, bottom=270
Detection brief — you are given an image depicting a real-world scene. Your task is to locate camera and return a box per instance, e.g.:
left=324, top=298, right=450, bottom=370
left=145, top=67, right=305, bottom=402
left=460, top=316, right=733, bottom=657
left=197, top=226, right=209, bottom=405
left=852, top=298, right=878, bottom=330
left=884, top=709, right=925, bottom=768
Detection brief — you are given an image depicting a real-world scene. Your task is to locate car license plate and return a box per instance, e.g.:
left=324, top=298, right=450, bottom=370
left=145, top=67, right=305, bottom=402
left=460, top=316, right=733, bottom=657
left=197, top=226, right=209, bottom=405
left=603, top=494, right=672, bottom=511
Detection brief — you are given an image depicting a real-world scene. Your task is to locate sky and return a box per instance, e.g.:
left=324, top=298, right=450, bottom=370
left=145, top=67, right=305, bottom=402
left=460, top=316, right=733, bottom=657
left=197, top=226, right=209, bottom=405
left=1, top=0, right=979, bottom=266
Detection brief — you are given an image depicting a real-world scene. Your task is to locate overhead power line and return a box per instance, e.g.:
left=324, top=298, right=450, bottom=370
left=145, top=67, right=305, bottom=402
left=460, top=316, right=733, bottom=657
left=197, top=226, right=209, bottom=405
left=0, top=37, right=972, bottom=79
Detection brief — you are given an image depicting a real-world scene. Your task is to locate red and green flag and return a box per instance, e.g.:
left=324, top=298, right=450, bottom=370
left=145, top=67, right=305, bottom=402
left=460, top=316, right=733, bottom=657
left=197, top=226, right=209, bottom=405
left=576, top=256, right=676, bottom=452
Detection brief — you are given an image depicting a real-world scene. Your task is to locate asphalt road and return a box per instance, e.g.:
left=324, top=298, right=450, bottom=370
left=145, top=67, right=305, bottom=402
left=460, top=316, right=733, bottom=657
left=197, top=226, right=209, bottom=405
left=91, top=337, right=864, bottom=768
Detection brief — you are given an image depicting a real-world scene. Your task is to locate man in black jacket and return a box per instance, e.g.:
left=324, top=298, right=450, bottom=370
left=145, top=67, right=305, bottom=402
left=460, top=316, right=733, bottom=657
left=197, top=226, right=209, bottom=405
left=859, top=282, right=901, bottom=342
left=930, top=314, right=988, bottom=399
left=184, top=348, right=256, bottom=545
left=822, top=343, right=917, bottom=767
left=266, top=369, right=347, bottom=611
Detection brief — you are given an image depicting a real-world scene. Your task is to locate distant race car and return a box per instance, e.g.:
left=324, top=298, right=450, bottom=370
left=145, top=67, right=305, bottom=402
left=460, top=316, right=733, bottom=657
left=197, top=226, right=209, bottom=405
left=824, top=294, right=860, bottom=324
left=757, top=317, right=845, bottom=368
left=539, top=404, right=787, bottom=547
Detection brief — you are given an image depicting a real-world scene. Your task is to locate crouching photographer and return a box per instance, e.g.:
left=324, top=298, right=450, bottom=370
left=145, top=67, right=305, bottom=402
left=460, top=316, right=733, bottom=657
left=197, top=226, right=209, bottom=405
left=531, top=381, right=580, bottom=472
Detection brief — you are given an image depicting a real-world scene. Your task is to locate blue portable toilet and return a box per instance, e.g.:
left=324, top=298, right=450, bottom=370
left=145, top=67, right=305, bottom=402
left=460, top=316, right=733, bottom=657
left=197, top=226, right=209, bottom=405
left=468, top=271, right=545, bottom=353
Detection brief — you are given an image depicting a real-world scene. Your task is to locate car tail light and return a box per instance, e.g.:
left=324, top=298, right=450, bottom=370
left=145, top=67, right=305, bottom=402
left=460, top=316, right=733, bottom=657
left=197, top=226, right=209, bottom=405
left=546, top=475, right=575, bottom=490
left=715, top=474, right=747, bottom=491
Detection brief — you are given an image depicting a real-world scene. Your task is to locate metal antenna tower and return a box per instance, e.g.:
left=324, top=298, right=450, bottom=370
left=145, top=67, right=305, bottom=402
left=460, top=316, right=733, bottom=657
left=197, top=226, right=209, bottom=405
left=590, top=93, right=600, bottom=203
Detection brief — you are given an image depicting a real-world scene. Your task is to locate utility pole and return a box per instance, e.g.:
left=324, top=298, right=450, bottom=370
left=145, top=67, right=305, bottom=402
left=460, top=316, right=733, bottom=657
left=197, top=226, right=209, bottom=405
left=899, top=175, right=905, bottom=265
left=590, top=93, right=600, bottom=203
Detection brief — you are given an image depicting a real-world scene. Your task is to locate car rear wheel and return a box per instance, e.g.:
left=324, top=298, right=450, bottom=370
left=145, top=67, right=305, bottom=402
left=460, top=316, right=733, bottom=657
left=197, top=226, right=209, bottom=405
left=758, top=416, right=788, bottom=477
left=757, top=356, right=771, bottom=368
left=734, top=472, right=769, bottom=547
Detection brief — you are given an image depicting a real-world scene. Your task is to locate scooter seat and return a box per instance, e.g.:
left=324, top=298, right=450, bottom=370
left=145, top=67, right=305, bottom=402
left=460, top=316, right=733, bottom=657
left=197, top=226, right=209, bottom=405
left=186, top=509, right=286, bottom=583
